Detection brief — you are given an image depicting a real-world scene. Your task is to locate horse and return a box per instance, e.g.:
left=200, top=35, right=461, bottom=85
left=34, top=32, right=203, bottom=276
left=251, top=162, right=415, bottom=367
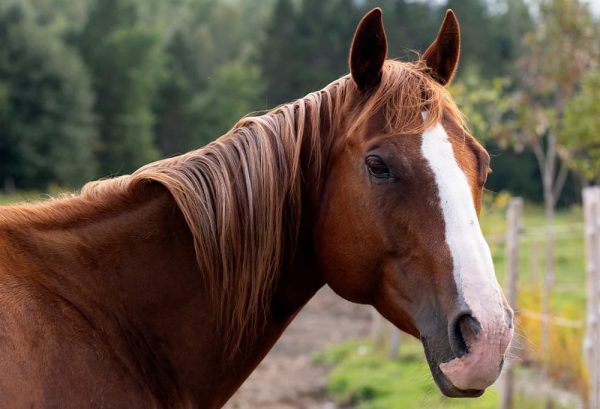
left=0, top=8, right=513, bottom=409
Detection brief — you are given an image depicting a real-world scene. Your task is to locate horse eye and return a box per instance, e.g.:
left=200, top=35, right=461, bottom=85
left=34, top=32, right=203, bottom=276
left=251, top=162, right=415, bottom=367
left=366, top=155, right=390, bottom=178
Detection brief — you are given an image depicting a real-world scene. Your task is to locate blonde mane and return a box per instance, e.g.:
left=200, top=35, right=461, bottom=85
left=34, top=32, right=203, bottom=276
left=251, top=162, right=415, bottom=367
left=5, top=60, right=465, bottom=355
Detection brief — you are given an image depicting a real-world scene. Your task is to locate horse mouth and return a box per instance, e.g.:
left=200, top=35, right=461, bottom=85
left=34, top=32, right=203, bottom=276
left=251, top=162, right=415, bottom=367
left=429, top=361, right=484, bottom=398
left=421, top=336, right=485, bottom=398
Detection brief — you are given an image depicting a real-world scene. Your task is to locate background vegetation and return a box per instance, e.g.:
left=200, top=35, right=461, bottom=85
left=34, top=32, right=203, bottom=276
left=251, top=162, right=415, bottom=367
left=1, top=0, right=597, bottom=208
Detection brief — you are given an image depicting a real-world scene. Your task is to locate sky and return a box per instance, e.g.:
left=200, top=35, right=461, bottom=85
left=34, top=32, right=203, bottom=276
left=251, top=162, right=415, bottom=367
left=588, top=0, right=600, bottom=14
left=425, top=0, right=600, bottom=15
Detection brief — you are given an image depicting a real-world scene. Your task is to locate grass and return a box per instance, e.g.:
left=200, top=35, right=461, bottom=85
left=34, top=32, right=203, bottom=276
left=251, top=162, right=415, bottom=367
left=314, top=338, right=571, bottom=409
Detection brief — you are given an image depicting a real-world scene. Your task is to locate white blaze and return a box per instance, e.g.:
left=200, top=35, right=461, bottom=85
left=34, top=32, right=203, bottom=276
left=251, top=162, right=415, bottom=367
left=421, top=120, right=511, bottom=390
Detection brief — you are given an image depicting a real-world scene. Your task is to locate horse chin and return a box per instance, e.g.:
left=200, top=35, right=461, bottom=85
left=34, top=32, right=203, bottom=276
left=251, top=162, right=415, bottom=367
left=420, top=337, right=484, bottom=398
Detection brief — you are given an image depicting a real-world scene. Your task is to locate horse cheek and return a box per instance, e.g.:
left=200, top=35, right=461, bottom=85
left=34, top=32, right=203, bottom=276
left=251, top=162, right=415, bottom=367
left=315, top=191, right=381, bottom=304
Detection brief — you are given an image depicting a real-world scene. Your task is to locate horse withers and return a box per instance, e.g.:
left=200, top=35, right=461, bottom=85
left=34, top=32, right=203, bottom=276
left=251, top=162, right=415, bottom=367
left=0, top=8, right=512, bottom=408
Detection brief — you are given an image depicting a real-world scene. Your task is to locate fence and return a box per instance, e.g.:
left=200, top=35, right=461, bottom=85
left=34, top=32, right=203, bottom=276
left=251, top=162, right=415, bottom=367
left=584, top=186, right=600, bottom=409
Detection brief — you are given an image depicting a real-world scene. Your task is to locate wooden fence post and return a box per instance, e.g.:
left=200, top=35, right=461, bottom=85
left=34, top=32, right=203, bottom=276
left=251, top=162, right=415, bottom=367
left=583, top=186, right=600, bottom=409
left=388, top=327, right=401, bottom=360
left=500, top=197, right=523, bottom=409
left=371, top=308, right=386, bottom=349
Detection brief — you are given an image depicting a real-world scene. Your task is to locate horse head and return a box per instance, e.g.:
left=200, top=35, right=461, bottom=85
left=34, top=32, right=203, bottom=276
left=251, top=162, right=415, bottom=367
left=315, top=8, right=513, bottom=397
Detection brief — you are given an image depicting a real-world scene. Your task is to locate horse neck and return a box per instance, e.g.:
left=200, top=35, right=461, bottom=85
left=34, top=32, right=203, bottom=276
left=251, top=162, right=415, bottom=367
left=0, top=182, right=325, bottom=406
left=0, top=184, right=207, bottom=401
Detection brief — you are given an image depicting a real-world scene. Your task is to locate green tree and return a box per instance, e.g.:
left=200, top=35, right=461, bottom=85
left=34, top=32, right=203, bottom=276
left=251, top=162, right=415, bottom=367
left=562, top=69, right=600, bottom=184
left=444, top=0, right=532, bottom=78
left=374, top=0, right=438, bottom=59
left=77, top=0, right=162, bottom=176
left=0, top=1, right=97, bottom=190
left=187, top=61, right=263, bottom=148
left=500, top=0, right=597, bottom=396
left=259, top=0, right=360, bottom=105
left=258, top=0, right=301, bottom=105
left=26, top=0, right=92, bottom=35
left=154, top=0, right=269, bottom=155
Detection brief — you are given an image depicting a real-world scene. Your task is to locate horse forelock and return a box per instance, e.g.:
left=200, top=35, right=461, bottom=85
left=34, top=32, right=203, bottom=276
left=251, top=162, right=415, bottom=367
left=350, top=59, right=467, bottom=137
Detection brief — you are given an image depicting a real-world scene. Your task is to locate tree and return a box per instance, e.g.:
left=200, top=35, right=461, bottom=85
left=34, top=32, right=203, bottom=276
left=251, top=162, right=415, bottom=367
left=26, top=0, right=92, bottom=36
left=374, top=0, right=437, bottom=58
left=444, top=0, right=532, bottom=79
left=153, top=0, right=270, bottom=156
left=187, top=61, right=263, bottom=148
left=562, top=69, right=600, bottom=184
left=259, top=0, right=360, bottom=105
left=77, top=0, right=163, bottom=176
left=500, top=0, right=597, bottom=400
left=258, top=0, right=301, bottom=105
left=0, top=1, right=97, bottom=190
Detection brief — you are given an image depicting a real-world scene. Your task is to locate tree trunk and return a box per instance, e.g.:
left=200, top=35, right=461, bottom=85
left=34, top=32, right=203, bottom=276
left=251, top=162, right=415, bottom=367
left=388, top=328, right=401, bottom=360
left=541, top=133, right=557, bottom=409
left=371, top=308, right=385, bottom=349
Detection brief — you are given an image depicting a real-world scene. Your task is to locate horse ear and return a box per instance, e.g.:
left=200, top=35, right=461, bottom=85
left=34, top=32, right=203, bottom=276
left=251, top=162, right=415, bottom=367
left=422, top=10, right=461, bottom=86
left=349, top=8, right=387, bottom=92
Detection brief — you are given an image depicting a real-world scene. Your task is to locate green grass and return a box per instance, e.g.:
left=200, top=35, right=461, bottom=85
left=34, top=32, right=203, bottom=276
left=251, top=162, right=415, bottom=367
left=315, top=339, right=571, bottom=409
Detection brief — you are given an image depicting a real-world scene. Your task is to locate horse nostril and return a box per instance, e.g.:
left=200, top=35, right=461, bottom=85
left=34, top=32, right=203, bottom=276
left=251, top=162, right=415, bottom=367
left=461, top=314, right=482, bottom=337
left=449, top=313, right=481, bottom=358
left=505, top=308, right=514, bottom=329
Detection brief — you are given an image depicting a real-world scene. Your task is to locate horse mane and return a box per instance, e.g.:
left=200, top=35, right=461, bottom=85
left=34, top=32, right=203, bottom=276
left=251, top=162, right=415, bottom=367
left=2, top=59, right=464, bottom=355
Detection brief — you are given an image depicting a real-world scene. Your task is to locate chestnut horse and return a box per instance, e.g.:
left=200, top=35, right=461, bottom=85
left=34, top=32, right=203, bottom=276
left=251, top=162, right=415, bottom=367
left=0, top=8, right=513, bottom=409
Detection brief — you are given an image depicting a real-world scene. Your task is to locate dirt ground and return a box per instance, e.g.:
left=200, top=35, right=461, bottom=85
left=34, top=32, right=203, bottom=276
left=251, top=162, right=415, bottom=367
left=224, top=286, right=372, bottom=409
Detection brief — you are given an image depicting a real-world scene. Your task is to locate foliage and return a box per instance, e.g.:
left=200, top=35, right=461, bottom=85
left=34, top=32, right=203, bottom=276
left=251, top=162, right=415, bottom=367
left=154, top=0, right=267, bottom=155
left=562, top=70, right=600, bottom=183
left=450, top=71, right=581, bottom=206
left=77, top=0, right=163, bottom=176
left=449, top=70, right=513, bottom=143
left=0, top=1, right=97, bottom=189
left=504, top=0, right=598, bottom=206
left=259, top=0, right=360, bottom=105
left=0, top=0, right=596, bottom=205
left=187, top=61, right=263, bottom=148
left=445, top=0, right=532, bottom=79
left=25, top=0, right=92, bottom=35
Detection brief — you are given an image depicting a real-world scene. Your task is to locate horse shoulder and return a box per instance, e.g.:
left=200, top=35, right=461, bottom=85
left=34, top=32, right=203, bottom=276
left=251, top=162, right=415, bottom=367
left=0, top=266, right=159, bottom=408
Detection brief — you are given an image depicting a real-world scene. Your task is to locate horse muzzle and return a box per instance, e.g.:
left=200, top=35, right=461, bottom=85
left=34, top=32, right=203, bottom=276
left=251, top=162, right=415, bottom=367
left=421, top=308, right=514, bottom=397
